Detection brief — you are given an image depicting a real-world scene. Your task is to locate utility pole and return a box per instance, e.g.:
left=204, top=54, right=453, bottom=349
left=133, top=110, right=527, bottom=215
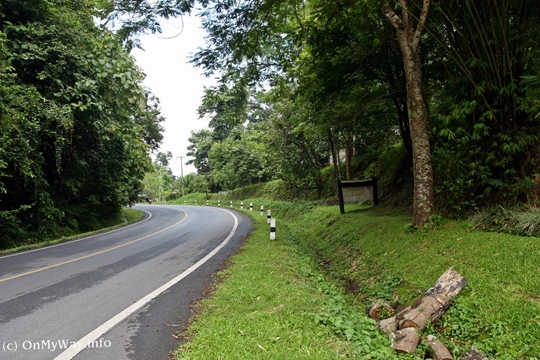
left=177, top=156, right=185, bottom=197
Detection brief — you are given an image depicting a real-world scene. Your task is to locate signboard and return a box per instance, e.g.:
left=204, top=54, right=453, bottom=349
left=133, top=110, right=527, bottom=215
left=337, top=178, right=378, bottom=214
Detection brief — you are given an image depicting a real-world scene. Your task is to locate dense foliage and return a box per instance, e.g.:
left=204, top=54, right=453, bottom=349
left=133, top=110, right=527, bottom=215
left=178, top=0, right=537, bottom=216
left=4, top=0, right=540, bottom=244
left=163, top=0, right=538, bottom=217
left=0, top=0, right=164, bottom=248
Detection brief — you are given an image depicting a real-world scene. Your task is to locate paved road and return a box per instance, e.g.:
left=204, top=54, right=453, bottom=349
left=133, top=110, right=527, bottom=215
left=0, top=205, right=252, bottom=360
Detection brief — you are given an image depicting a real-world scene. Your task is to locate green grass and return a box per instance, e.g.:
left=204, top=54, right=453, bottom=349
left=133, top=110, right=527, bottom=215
left=172, top=202, right=396, bottom=359
left=172, top=198, right=540, bottom=359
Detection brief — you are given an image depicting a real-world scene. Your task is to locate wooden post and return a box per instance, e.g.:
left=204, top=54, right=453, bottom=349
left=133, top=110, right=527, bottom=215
left=337, top=178, right=345, bottom=214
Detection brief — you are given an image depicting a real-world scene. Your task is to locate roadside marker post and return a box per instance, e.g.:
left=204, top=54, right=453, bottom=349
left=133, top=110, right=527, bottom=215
left=250, top=202, right=253, bottom=211
left=267, top=210, right=271, bottom=224
left=260, top=205, right=264, bottom=216
left=270, top=219, right=276, bottom=240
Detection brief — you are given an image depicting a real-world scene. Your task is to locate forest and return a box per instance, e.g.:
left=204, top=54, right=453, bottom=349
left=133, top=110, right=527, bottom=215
left=0, top=0, right=164, bottom=247
left=2, top=0, right=540, bottom=247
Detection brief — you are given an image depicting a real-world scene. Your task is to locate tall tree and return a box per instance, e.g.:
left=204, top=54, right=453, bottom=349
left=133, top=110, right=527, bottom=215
left=383, top=0, right=434, bottom=226
left=186, top=129, right=214, bottom=175
left=0, top=0, right=163, bottom=246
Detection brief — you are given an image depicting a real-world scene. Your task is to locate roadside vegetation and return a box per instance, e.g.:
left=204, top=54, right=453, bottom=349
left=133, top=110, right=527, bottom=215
left=3, top=1, right=540, bottom=357
left=0, top=208, right=144, bottom=255
left=167, top=189, right=540, bottom=359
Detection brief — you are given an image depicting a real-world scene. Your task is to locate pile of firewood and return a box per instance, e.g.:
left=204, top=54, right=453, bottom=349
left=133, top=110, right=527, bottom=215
left=369, top=267, right=489, bottom=359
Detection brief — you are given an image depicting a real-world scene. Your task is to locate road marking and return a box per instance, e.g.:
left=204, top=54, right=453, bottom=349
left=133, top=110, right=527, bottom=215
left=0, top=210, right=187, bottom=283
left=54, top=208, right=239, bottom=360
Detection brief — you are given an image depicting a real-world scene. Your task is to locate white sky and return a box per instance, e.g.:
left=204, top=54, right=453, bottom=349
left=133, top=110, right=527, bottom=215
left=131, top=15, right=215, bottom=177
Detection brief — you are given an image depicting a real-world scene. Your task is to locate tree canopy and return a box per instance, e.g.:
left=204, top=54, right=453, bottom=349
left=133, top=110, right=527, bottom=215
left=0, top=0, right=164, bottom=247
left=114, top=0, right=539, bottom=223
left=4, top=0, right=540, bottom=238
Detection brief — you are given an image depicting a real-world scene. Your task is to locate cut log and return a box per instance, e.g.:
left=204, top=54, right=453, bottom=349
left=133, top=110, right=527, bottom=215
left=426, top=335, right=453, bottom=360
left=377, top=315, right=397, bottom=335
left=460, top=347, right=489, bottom=360
left=369, top=300, right=394, bottom=320
left=397, top=296, right=442, bottom=329
left=424, top=266, right=467, bottom=321
left=396, top=267, right=466, bottom=331
left=394, top=327, right=420, bottom=354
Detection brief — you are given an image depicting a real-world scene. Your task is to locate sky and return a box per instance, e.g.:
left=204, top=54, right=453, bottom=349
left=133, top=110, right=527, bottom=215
left=131, top=15, right=215, bottom=177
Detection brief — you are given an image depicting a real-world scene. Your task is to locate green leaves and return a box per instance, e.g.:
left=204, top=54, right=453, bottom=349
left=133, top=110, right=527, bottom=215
left=0, top=0, right=164, bottom=246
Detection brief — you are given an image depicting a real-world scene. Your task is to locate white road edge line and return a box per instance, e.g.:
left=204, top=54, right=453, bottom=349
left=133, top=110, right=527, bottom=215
left=54, top=208, right=239, bottom=360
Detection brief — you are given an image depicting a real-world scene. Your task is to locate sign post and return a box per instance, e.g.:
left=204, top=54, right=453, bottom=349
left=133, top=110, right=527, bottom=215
left=337, top=177, right=379, bottom=214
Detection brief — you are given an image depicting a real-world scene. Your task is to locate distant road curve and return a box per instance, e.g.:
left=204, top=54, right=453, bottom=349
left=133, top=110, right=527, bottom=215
left=0, top=205, right=253, bottom=360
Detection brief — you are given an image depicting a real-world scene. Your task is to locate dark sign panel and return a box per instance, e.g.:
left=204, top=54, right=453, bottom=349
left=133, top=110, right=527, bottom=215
left=337, top=178, right=379, bottom=214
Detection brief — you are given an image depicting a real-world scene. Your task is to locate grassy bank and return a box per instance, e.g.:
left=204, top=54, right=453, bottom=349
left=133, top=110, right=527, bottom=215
left=171, top=194, right=540, bottom=359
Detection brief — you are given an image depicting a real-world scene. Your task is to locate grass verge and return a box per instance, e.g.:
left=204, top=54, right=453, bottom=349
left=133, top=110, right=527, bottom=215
left=172, top=195, right=540, bottom=359
left=172, top=203, right=395, bottom=359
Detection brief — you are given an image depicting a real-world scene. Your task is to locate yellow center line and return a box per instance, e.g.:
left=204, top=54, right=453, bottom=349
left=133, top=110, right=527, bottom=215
left=0, top=210, right=188, bottom=283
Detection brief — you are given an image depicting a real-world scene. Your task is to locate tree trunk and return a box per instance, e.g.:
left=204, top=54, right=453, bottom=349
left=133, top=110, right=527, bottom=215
left=345, top=131, right=352, bottom=180
left=328, top=129, right=341, bottom=180
left=383, top=0, right=434, bottom=227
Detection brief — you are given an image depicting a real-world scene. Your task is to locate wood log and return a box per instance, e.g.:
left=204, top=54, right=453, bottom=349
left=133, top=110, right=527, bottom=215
left=397, top=296, right=442, bottom=329
left=426, top=335, right=453, bottom=360
left=397, top=267, right=466, bottom=331
left=393, top=327, right=420, bottom=354
left=460, top=347, right=489, bottom=360
left=424, top=266, right=467, bottom=322
left=377, top=315, right=397, bottom=335
left=369, top=300, right=393, bottom=320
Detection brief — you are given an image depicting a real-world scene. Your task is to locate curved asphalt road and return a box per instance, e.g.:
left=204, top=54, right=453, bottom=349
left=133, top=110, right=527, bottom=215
left=0, top=205, right=252, bottom=360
